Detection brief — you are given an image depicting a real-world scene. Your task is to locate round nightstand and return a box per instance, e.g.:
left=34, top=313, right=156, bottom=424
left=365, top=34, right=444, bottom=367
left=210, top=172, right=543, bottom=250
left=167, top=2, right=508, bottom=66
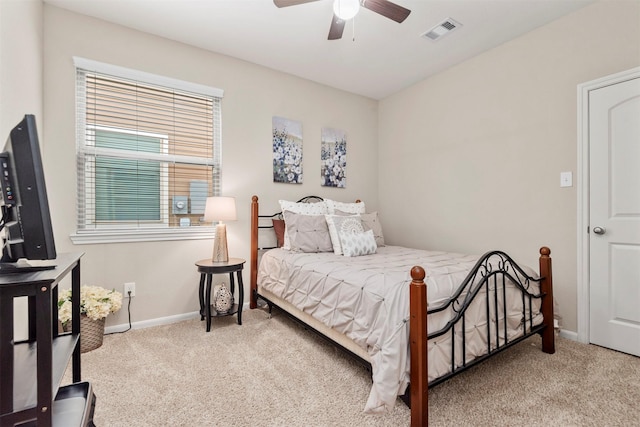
left=195, top=258, right=245, bottom=332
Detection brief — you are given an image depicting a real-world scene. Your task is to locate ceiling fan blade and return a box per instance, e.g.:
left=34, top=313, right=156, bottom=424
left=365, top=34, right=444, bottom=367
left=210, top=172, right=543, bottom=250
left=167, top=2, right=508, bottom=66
left=328, top=15, right=346, bottom=40
left=362, top=0, right=411, bottom=23
left=273, top=0, right=321, bottom=7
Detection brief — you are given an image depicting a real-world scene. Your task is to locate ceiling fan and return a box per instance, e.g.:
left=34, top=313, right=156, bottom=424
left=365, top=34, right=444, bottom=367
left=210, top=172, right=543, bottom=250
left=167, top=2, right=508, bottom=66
left=273, top=0, right=411, bottom=40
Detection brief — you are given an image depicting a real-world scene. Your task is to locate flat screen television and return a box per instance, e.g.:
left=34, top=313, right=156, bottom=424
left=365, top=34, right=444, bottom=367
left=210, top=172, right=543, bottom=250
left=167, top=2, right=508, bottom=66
left=0, top=114, right=56, bottom=273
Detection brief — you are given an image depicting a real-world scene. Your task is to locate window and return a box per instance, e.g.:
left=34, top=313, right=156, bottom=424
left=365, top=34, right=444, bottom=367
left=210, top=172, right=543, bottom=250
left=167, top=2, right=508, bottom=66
left=90, top=127, right=167, bottom=224
left=72, top=58, right=223, bottom=243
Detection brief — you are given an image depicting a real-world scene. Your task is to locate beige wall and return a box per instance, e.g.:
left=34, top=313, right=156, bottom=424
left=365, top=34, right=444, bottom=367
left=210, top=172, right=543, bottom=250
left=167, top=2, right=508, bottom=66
left=42, top=5, right=378, bottom=327
left=378, top=0, right=640, bottom=333
left=1, top=0, right=43, bottom=136
left=1, top=0, right=44, bottom=339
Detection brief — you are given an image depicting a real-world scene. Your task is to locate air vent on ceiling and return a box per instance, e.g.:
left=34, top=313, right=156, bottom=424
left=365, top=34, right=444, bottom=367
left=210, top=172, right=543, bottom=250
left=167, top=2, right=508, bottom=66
left=421, top=18, right=462, bottom=41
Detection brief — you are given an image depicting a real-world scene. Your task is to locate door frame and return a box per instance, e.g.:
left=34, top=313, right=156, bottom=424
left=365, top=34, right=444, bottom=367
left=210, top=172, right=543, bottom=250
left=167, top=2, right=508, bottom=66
left=576, top=66, right=640, bottom=344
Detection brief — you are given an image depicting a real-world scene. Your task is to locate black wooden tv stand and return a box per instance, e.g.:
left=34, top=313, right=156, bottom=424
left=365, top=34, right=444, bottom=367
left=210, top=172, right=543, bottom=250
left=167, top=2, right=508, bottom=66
left=0, top=252, right=96, bottom=426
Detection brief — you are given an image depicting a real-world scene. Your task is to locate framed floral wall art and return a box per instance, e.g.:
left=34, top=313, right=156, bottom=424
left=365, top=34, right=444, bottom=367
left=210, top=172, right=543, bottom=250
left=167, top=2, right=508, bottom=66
left=272, top=116, right=303, bottom=184
left=321, top=127, right=346, bottom=188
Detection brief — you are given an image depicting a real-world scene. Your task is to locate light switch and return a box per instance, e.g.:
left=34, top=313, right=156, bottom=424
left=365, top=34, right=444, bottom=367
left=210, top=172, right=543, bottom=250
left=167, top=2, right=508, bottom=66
left=560, top=172, right=573, bottom=188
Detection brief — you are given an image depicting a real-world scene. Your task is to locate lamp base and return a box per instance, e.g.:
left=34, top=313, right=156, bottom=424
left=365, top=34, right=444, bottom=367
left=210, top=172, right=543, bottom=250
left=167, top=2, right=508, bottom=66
left=212, top=223, right=229, bottom=262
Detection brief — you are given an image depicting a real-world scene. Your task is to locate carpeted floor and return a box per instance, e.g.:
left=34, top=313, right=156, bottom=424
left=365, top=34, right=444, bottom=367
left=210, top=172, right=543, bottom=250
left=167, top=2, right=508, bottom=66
left=66, top=308, right=640, bottom=426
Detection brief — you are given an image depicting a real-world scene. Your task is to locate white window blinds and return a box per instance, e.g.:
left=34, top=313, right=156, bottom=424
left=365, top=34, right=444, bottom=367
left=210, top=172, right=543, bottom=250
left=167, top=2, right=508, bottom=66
left=73, top=58, right=223, bottom=243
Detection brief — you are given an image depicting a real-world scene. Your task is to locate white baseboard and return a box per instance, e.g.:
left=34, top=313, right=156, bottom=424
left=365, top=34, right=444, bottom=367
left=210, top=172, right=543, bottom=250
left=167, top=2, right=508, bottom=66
left=105, top=311, right=200, bottom=334
left=558, top=329, right=578, bottom=341
left=104, top=302, right=251, bottom=334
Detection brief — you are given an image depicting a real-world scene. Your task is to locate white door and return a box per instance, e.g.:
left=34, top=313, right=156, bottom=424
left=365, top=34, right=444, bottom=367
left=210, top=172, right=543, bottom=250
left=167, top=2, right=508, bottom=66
left=589, top=76, right=640, bottom=357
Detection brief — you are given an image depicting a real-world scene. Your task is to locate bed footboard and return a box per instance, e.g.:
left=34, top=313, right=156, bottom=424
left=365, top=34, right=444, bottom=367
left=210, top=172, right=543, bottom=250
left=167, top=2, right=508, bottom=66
left=538, top=247, right=555, bottom=354
left=409, top=266, right=428, bottom=427
left=408, top=247, right=554, bottom=426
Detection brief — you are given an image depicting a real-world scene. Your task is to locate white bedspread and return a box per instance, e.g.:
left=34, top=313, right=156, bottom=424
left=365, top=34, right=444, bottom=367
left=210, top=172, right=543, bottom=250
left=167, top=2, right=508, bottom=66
left=257, top=245, right=542, bottom=414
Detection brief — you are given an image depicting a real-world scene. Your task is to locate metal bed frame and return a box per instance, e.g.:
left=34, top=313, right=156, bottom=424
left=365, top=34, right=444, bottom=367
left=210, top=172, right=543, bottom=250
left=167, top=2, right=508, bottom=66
left=249, top=195, right=555, bottom=426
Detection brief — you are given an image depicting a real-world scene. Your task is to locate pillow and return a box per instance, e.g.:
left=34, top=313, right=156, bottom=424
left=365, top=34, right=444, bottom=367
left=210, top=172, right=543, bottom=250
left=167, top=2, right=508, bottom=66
left=325, top=198, right=365, bottom=215
left=279, top=199, right=328, bottom=215
left=282, top=211, right=333, bottom=253
left=279, top=199, right=328, bottom=250
left=272, top=219, right=285, bottom=248
left=360, top=212, right=385, bottom=247
left=340, top=230, right=377, bottom=257
left=325, top=214, right=365, bottom=255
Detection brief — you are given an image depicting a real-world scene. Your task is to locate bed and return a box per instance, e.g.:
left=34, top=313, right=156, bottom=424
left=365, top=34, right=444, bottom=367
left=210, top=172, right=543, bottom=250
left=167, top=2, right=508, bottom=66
left=249, top=195, right=555, bottom=426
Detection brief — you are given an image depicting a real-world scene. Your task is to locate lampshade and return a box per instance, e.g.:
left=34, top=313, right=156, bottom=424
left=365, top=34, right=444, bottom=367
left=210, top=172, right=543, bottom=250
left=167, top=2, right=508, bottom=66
left=204, top=196, right=237, bottom=222
left=333, top=0, right=360, bottom=20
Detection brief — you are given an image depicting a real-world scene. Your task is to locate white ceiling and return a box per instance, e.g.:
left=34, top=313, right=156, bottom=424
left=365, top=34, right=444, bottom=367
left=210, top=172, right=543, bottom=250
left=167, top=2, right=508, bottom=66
left=44, top=0, right=594, bottom=100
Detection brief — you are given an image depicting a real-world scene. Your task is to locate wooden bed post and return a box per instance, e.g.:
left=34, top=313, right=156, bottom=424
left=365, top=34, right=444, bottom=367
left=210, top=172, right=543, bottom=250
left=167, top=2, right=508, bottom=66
left=409, top=266, right=428, bottom=427
left=538, top=247, right=555, bottom=354
left=250, top=195, right=259, bottom=309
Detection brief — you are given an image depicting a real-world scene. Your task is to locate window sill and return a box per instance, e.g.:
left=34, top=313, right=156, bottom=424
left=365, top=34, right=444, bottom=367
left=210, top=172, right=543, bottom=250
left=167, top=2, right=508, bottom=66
left=70, top=227, right=216, bottom=244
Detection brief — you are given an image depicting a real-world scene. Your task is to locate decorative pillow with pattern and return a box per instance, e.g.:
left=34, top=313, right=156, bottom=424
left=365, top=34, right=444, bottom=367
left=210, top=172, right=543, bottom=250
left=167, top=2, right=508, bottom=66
left=283, top=211, right=333, bottom=253
left=325, top=198, right=365, bottom=215
left=360, top=212, right=385, bottom=247
left=325, top=214, right=362, bottom=255
left=279, top=199, right=328, bottom=250
left=340, top=229, right=377, bottom=257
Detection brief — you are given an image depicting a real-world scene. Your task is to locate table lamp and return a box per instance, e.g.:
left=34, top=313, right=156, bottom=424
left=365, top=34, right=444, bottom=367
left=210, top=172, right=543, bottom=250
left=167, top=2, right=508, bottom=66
left=204, top=196, right=237, bottom=262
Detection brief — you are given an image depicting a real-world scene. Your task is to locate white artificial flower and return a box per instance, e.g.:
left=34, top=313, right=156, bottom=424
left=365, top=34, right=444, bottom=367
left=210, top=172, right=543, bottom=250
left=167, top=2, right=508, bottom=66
left=58, top=285, right=123, bottom=324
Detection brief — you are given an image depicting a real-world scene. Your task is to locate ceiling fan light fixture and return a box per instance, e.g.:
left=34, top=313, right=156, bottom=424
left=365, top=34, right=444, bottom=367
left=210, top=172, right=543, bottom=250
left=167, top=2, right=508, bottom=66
left=333, top=0, right=360, bottom=20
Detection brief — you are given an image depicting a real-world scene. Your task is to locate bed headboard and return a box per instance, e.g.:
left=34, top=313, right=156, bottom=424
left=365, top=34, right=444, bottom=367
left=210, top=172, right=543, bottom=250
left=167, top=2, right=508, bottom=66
left=249, top=195, right=365, bottom=308
left=250, top=195, right=324, bottom=308
left=254, top=195, right=324, bottom=248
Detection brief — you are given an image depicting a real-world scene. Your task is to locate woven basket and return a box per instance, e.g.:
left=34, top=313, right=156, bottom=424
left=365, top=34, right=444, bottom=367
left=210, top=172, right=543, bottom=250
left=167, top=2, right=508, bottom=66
left=79, top=314, right=105, bottom=353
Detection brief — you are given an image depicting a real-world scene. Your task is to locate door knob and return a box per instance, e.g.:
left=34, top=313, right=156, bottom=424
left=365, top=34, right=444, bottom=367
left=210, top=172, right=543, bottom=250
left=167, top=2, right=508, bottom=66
left=593, top=226, right=606, bottom=235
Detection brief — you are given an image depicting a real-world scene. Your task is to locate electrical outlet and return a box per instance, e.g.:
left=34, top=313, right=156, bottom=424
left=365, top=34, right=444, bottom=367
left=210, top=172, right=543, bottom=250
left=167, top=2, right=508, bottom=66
left=124, top=282, right=136, bottom=298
